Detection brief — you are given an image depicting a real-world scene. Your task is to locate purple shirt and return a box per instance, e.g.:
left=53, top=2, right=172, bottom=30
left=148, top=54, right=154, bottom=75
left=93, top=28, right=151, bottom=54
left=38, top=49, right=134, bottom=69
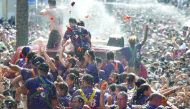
left=25, top=76, right=57, bottom=109
left=86, top=63, right=99, bottom=84
left=56, top=63, right=68, bottom=80
left=69, top=85, right=77, bottom=95
left=16, top=58, right=26, bottom=67
left=47, top=70, right=58, bottom=82
left=73, top=87, right=101, bottom=108
left=20, top=68, right=33, bottom=82
left=64, top=26, right=90, bottom=49
left=103, top=61, right=124, bottom=80
left=58, top=95, right=71, bottom=107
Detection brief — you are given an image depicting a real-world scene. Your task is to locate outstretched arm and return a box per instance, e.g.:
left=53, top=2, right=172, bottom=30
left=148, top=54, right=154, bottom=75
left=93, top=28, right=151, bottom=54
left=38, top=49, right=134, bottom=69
left=8, top=63, right=22, bottom=73
left=167, top=101, right=178, bottom=109
left=141, top=25, right=149, bottom=46
left=40, top=47, right=57, bottom=72
left=172, top=37, right=180, bottom=49
left=59, top=46, right=67, bottom=67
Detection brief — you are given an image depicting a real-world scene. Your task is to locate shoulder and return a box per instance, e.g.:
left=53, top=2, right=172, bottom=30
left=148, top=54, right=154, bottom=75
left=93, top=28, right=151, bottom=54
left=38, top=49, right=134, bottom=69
left=136, top=43, right=142, bottom=48
left=46, top=78, right=55, bottom=86
left=25, top=77, right=38, bottom=87
left=114, top=60, right=122, bottom=64
left=20, top=68, right=32, bottom=75
left=93, top=88, right=101, bottom=96
left=120, top=47, right=130, bottom=52
left=78, top=26, right=87, bottom=30
left=88, top=63, right=96, bottom=68
left=73, top=89, right=81, bottom=96
left=26, top=77, right=39, bottom=83
left=21, top=68, right=30, bottom=72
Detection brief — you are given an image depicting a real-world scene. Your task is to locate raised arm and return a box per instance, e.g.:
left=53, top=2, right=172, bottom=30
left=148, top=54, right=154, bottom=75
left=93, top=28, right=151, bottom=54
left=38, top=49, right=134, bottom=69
left=8, top=63, right=22, bottom=73
left=172, top=37, right=180, bottom=49
left=162, top=86, right=182, bottom=96
left=167, top=101, right=178, bottom=109
left=141, top=25, right=149, bottom=46
left=40, top=47, right=57, bottom=72
left=59, top=46, right=67, bottom=67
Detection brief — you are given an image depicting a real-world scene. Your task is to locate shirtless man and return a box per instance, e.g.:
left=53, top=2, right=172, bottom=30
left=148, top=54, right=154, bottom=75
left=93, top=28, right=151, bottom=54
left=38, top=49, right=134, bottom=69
left=40, top=0, right=63, bottom=57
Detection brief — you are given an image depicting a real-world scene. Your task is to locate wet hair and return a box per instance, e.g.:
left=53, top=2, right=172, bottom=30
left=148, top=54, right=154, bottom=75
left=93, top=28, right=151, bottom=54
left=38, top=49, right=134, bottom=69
left=54, top=55, right=59, bottom=61
left=26, top=52, right=36, bottom=63
left=131, top=84, right=151, bottom=105
left=69, top=18, right=77, bottom=24
left=118, top=91, right=128, bottom=100
left=118, top=73, right=128, bottom=83
left=70, top=69, right=79, bottom=78
left=111, top=73, right=119, bottom=84
left=127, top=73, right=137, bottom=84
left=48, top=0, right=56, bottom=6
left=68, top=72, right=79, bottom=88
left=135, top=77, right=147, bottom=88
left=82, top=74, right=94, bottom=86
left=128, top=36, right=137, bottom=46
left=68, top=58, right=76, bottom=68
left=38, top=63, right=49, bottom=74
left=67, top=73, right=76, bottom=81
left=109, top=83, right=117, bottom=92
left=107, top=51, right=115, bottom=60
left=77, top=21, right=85, bottom=27
left=72, top=95, right=84, bottom=106
left=57, top=82, right=69, bottom=96
left=21, top=47, right=30, bottom=57
left=116, top=84, right=128, bottom=93
left=32, top=56, right=45, bottom=67
left=85, top=50, right=96, bottom=61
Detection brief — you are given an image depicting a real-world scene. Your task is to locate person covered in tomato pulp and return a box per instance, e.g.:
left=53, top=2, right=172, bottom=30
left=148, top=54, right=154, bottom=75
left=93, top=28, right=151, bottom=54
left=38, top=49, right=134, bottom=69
left=63, top=18, right=91, bottom=61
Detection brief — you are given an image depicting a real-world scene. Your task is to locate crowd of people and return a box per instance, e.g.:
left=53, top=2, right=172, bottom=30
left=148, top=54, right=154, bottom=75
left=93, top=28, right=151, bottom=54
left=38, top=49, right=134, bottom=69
left=0, top=0, right=190, bottom=109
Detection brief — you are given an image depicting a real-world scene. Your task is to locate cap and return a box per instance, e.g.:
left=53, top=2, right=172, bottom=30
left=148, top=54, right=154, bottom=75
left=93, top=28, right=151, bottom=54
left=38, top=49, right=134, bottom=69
left=38, top=63, right=49, bottom=73
left=32, top=56, right=45, bottom=67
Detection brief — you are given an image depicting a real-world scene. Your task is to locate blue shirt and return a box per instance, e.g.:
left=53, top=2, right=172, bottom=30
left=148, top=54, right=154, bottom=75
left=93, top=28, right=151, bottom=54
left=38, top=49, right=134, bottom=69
left=56, top=64, right=68, bottom=80
left=73, top=87, right=101, bottom=108
left=47, top=70, right=58, bottom=82
left=143, top=104, right=158, bottom=109
left=58, top=95, right=71, bottom=107
left=103, top=60, right=124, bottom=80
left=98, top=70, right=106, bottom=81
left=25, top=76, right=57, bottom=109
left=110, top=105, right=131, bottom=109
left=131, top=96, right=148, bottom=105
left=20, top=68, right=33, bottom=82
left=16, top=58, right=26, bottom=67
left=64, top=26, right=91, bottom=49
left=86, top=63, right=99, bottom=84
left=120, top=44, right=142, bottom=67
left=69, top=85, right=77, bottom=95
